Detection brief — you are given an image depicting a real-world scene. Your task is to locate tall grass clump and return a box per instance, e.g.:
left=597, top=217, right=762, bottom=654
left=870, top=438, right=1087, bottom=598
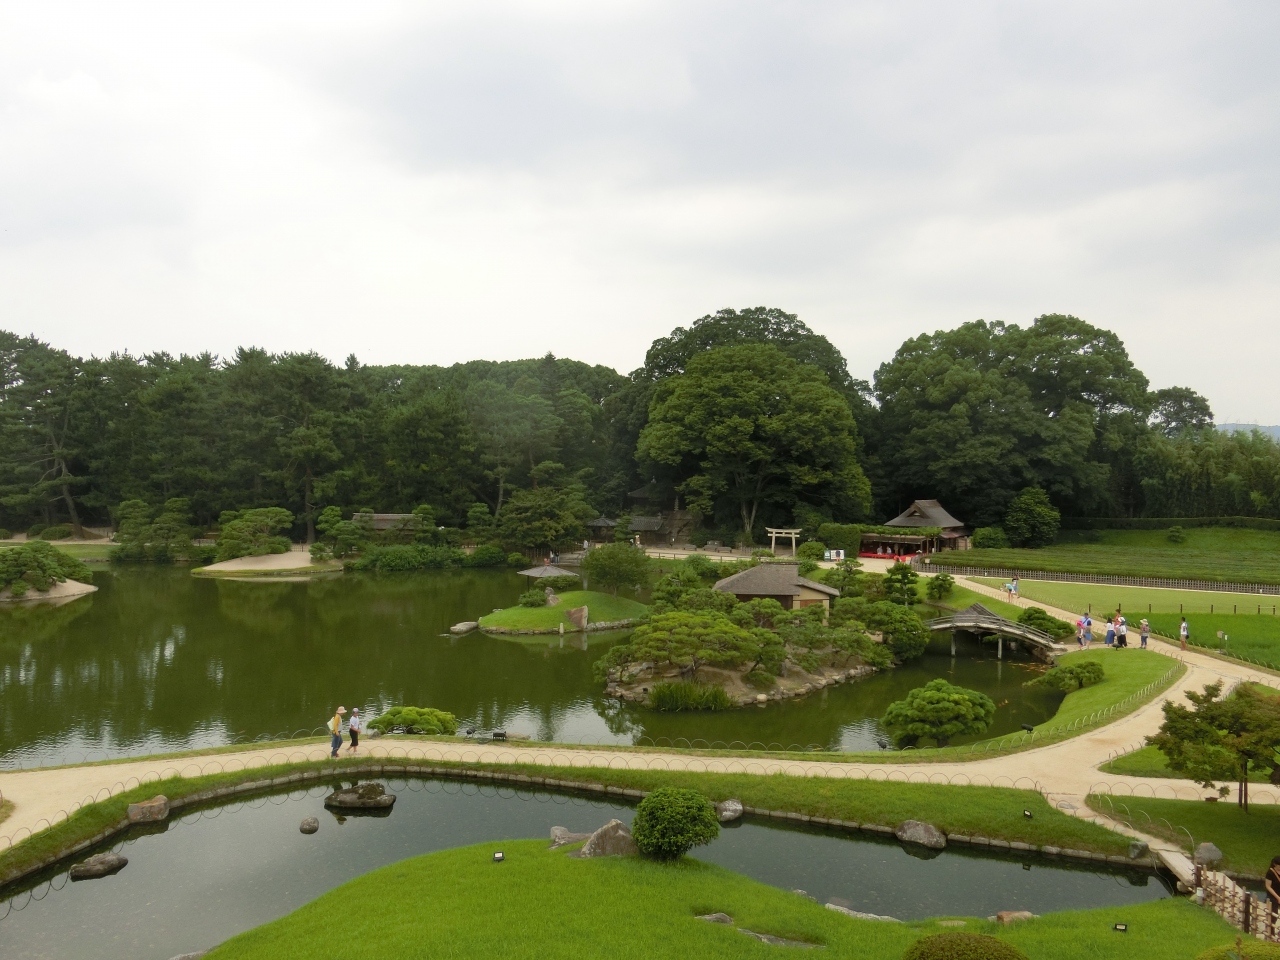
left=648, top=681, right=734, bottom=712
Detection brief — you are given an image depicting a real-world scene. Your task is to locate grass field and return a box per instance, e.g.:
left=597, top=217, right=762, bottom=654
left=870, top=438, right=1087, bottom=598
left=206, top=841, right=1239, bottom=960
left=930, top=527, right=1280, bottom=584
left=0, top=539, right=115, bottom=561
left=1100, top=746, right=1274, bottom=784
left=479, top=591, right=649, bottom=631
left=973, top=578, right=1280, bottom=666
left=1087, top=794, right=1280, bottom=877
left=934, top=584, right=1025, bottom=620
left=1033, top=649, right=1181, bottom=732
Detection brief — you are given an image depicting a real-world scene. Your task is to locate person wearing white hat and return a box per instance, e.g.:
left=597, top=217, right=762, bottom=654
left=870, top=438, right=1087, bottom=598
left=328, top=706, right=346, bottom=758
left=346, top=707, right=362, bottom=754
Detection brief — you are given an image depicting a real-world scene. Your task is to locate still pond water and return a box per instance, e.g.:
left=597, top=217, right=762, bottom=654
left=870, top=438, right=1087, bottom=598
left=0, top=777, right=1171, bottom=960
left=0, top=567, right=1064, bottom=767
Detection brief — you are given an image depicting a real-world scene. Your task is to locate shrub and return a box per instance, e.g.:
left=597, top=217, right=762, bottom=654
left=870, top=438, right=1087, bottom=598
left=796, top=541, right=826, bottom=561
left=1016, top=606, right=1074, bottom=639
left=507, top=552, right=526, bottom=567
left=883, top=678, right=997, bottom=747
left=534, top=574, right=580, bottom=591
left=580, top=542, right=650, bottom=596
left=215, top=507, right=294, bottom=562
left=1003, top=487, right=1061, bottom=547
left=688, top=527, right=711, bottom=548
left=631, top=787, right=719, bottom=860
left=902, top=932, right=1028, bottom=960
left=1167, top=524, right=1187, bottom=544
left=751, top=548, right=775, bottom=559
left=972, top=526, right=1009, bottom=549
left=797, top=558, right=819, bottom=577
left=817, top=523, right=863, bottom=552
left=518, top=589, right=547, bottom=607
left=27, top=523, right=46, bottom=539
left=352, top=544, right=468, bottom=572
left=1196, top=942, right=1280, bottom=960
left=310, top=542, right=334, bottom=562
left=648, top=681, right=734, bottom=712
left=925, top=573, right=955, bottom=601
left=464, top=544, right=506, bottom=567
left=682, top=554, right=719, bottom=581
left=1037, top=660, right=1105, bottom=692
left=0, top=541, right=93, bottom=593
left=0, top=529, right=11, bottom=540
left=37, top=524, right=73, bottom=541
left=368, top=706, right=459, bottom=736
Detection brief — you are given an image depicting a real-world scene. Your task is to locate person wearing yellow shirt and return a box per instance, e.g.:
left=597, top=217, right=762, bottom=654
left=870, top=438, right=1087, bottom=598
left=328, top=706, right=346, bottom=758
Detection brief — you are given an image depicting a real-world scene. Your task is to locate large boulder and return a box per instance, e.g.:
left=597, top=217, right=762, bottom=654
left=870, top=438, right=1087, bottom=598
left=895, top=820, right=947, bottom=850
left=549, top=825, right=592, bottom=848
left=566, top=605, right=589, bottom=630
left=127, top=795, right=170, bottom=824
left=715, top=799, right=744, bottom=823
left=69, top=852, right=128, bottom=880
left=570, top=819, right=638, bottom=858
left=324, top=782, right=396, bottom=810
left=1194, top=842, right=1224, bottom=866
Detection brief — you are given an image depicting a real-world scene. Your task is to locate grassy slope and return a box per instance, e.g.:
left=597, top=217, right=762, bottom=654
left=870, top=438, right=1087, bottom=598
left=1087, top=795, right=1280, bottom=877
left=479, top=590, right=649, bottom=629
left=207, top=841, right=1238, bottom=960
left=931, top=528, right=1280, bottom=584
left=1035, top=649, right=1180, bottom=731
left=1100, top=746, right=1272, bottom=784
left=936, top=584, right=1026, bottom=620
left=0, top=756, right=1136, bottom=884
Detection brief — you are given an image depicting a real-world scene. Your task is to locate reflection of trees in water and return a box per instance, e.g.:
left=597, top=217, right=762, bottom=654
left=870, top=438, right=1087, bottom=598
left=0, top=595, right=93, bottom=648
left=215, top=580, right=298, bottom=634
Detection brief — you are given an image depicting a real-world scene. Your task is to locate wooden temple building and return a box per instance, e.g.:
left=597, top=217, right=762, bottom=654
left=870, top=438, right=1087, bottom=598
left=858, top=499, right=970, bottom=560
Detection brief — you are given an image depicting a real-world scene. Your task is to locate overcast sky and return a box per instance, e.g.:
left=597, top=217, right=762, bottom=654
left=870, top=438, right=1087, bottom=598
left=2, top=2, right=1278, bottom=420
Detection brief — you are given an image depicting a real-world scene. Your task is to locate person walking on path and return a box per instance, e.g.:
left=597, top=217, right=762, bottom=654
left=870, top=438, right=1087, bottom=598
left=1011, top=576, right=1020, bottom=597
left=1105, top=617, right=1116, bottom=647
left=346, top=707, right=362, bottom=754
left=1116, top=615, right=1128, bottom=648
left=1180, top=617, right=1190, bottom=652
left=1139, top=619, right=1150, bottom=649
left=1076, top=618, right=1085, bottom=648
left=1082, top=613, right=1093, bottom=647
left=328, top=706, right=346, bottom=758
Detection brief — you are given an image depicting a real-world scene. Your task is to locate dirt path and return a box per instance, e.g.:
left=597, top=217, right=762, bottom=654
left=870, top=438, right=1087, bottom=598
left=2, top=581, right=1275, bottom=871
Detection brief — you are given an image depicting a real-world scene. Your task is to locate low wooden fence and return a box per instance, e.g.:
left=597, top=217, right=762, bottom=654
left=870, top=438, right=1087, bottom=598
left=1199, top=868, right=1279, bottom=942
left=914, top=561, right=1280, bottom=597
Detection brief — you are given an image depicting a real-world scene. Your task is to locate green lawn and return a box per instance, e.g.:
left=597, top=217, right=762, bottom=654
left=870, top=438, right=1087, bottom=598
left=479, top=590, right=649, bottom=631
left=934, top=584, right=1027, bottom=620
left=930, top=527, right=1280, bottom=584
left=1100, top=746, right=1273, bottom=785
left=207, top=841, right=1238, bottom=960
left=1087, top=795, right=1280, bottom=877
left=1147, top=614, right=1280, bottom=668
left=0, top=539, right=115, bottom=561
left=1033, top=649, right=1182, bottom=734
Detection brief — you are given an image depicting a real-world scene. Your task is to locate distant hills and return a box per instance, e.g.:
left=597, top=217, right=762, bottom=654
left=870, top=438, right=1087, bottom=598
left=1219, top=423, right=1280, bottom=440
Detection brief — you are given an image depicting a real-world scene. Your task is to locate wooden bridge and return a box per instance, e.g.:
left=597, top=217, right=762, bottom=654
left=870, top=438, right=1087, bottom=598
left=926, top=603, right=1069, bottom=661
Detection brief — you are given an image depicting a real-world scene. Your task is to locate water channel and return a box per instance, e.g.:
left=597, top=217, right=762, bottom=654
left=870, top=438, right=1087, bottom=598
left=0, top=566, right=1064, bottom=767
left=0, top=776, right=1172, bottom=960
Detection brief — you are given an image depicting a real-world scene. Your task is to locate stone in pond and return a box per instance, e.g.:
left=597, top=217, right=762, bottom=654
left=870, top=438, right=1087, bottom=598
left=715, top=799, right=743, bottom=822
left=570, top=819, right=637, bottom=858
left=127, top=795, right=170, bottom=824
left=300, top=817, right=319, bottom=834
left=895, top=819, right=947, bottom=850
left=1128, top=840, right=1149, bottom=859
left=449, top=621, right=478, bottom=634
left=825, top=903, right=901, bottom=922
left=324, top=782, right=396, bottom=810
left=70, top=852, right=128, bottom=880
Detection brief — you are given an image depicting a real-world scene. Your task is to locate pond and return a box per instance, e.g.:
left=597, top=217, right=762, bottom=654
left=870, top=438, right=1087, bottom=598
left=0, top=567, right=1064, bottom=768
left=0, top=776, right=1172, bottom=960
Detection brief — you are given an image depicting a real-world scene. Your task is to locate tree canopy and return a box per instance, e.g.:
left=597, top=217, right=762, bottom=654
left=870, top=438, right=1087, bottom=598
left=639, top=343, right=871, bottom=540
left=883, top=678, right=997, bottom=747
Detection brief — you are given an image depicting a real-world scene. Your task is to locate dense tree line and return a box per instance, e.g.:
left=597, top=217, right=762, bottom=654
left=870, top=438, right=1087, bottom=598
left=2, top=309, right=1278, bottom=548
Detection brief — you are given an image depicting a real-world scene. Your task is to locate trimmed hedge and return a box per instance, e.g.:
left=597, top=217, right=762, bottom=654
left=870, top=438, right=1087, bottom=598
left=902, top=932, right=1028, bottom=960
left=630, top=787, right=719, bottom=860
left=36, top=523, right=73, bottom=541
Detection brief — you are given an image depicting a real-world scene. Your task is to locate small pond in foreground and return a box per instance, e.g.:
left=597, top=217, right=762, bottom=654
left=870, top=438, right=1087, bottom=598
left=0, top=777, right=1172, bottom=960
left=0, top=567, right=1064, bottom=767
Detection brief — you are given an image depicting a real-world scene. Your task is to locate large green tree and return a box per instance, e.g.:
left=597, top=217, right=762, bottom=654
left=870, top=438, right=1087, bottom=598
left=872, top=315, right=1150, bottom=524
left=638, top=343, right=870, bottom=541
left=883, top=678, right=997, bottom=747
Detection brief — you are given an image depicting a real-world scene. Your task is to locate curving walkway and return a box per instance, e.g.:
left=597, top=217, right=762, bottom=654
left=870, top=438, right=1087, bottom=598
left=1, top=582, right=1276, bottom=877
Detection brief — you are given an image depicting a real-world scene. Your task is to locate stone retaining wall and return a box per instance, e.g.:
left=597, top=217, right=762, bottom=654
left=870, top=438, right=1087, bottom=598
left=0, top=762, right=1159, bottom=890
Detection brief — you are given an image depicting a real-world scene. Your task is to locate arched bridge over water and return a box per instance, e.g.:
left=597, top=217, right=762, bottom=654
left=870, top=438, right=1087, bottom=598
left=927, top=603, right=1069, bottom=662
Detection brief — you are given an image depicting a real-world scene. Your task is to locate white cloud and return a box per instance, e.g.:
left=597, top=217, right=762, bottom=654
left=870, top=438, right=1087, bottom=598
left=0, top=0, right=1277, bottom=419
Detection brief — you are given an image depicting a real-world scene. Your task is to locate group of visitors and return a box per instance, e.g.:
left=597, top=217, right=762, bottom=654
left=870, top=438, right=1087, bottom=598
left=327, top=705, right=363, bottom=758
left=1073, top=612, right=1151, bottom=649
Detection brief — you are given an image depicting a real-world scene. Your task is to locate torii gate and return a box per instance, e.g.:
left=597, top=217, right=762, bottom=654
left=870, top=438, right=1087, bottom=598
left=765, top=527, right=802, bottom=557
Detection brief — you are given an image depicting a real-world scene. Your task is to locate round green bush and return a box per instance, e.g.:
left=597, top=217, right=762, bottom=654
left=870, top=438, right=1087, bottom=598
left=368, top=705, right=458, bottom=735
left=37, top=524, right=73, bottom=541
left=27, top=523, right=46, bottom=538
left=507, top=552, right=526, bottom=567
left=518, top=589, right=547, bottom=607
left=534, top=574, right=580, bottom=591
left=0, top=528, right=11, bottom=540
left=796, top=540, right=826, bottom=560
left=903, top=932, right=1028, bottom=960
left=1196, top=942, right=1280, bottom=960
left=631, top=787, right=719, bottom=860
left=972, top=526, right=1009, bottom=549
